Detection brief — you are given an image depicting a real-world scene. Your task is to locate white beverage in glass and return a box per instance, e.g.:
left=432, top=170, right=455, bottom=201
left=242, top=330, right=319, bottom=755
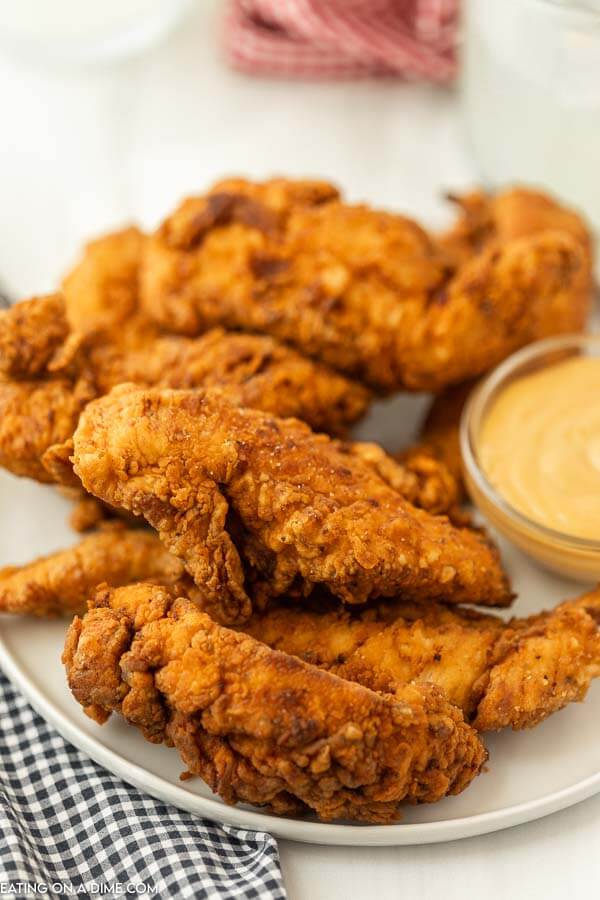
left=462, top=0, right=600, bottom=233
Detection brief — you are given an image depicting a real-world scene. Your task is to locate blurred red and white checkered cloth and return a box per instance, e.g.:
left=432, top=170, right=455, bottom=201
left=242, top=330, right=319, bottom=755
left=222, top=0, right=458, bottom=82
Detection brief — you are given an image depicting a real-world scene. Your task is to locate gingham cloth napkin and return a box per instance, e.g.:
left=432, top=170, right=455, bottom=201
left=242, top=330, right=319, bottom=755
left=0, top=670, right=287, bottom=899
left=222, top=0, right=458, bottom=82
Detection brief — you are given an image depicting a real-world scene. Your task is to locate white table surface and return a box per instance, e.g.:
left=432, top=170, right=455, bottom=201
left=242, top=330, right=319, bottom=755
left=0, top=2, right=598, bottom=898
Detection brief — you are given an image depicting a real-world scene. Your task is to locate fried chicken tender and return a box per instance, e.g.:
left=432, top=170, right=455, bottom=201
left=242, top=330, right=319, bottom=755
left=398, top=381, right=475, bottom=505
left=439, top=187, right=593, bottom=270
left=0, top=375, right=96, bottom=483
left=0, top=295, right=89, bottom=482
left=0, top=530, right=185, bottom=617
left=0, top=295, right=458, bottom=521
left=89, top=327, right=371, bottom=437
left=353, top=441, right=462, bottom=520
left=0, top=295, right=370, bottom=485
left=62, top=434, right=459, bottom=533
left=0, top=296, right=464, bottom=524
left=474, top=591, right=600, bottom=731
left=412, top=230, right=589, bottom=390
left=401, top=188, right=594, bottom=482
left=242, top=590, right=600, bottom=731
left=0, top=294, right=70, bottom=379
left=64, top=489, right=129, bottom=533
left=61, top=226, right=156, bottom=349
left=139, top=178, right=592, bottom=392
left=63, top=581, right=486, bottom=823
left=71, top=386, right=512, bottom=625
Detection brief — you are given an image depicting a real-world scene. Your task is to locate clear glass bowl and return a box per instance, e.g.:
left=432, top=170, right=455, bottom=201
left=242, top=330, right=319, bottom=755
left=460, top=334, right=600, bottom=582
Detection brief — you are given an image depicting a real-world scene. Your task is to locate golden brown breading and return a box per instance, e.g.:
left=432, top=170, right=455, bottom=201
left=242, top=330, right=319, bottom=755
left=350, top=441, right=462, bottom=520
left=0, top=294, right=70, bottom=379
left=61, top=226, right=155, bottom=349
left=138, top=178, right=441, bottom=390
left=0, top=295, right=461, bottom=523
left=473, top=591, right=600, bottom=731
left=439, top=187, right=593, bottom=271
left=242, top=590, right=600, bottom=731
left=50, top=379, right=458, bottom=522
left=241, top=598, right=388, bottom=669
left=89, top=328, right=371, bottom=437
left=409, top=231, right=589, bottom=390
left=0, top=296, right=93, bottom=482
left=0, top=300, right=460, bottom=523
left=63, top=582, right=486, bottom=823
left=72, top=386, right=512, bottom=624
left=335, top=602, right=502, bottom=721
left=399, top=380, right=475, bottom=502
left=0, top=530, right=185, bottom=617
left=64, top=490, right=126, bottom=533
left=0, top=295, right=370, bottom=485
left=139, top=178, right=592, bottom=392
left=0, top=375, right=96, bottom=482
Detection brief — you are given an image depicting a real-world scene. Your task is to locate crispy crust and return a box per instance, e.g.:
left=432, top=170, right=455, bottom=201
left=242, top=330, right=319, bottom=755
left=90, top=327, right=371, bottom=438
left=439, top=187, right=594, bottom=270
left=399, top=380, right=475, bottom=499
left=0, top=291, right=371, bottom=486
left=139, top=180, right=592, bottom=392
left=242, top=591, right=600, bottom=731
left=0, top=375, right=96, bottom=482
left=63, top=582, right=486, bottom=823
left=72, top=386, right=512, bottom=624
left=365, top=441, right=463, bottom=520
left=61, top=226, right=154, bottom=348
left=0, top=294, right=70, bottom=379
left=0, top=530, right=185, bottom=617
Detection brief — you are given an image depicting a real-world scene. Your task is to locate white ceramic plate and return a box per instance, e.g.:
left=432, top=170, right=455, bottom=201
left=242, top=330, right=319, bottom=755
left=0, top=393, right=599, bottom=846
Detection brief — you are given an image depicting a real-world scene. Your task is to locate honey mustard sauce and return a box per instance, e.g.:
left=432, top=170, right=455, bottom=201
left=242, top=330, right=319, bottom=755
left=479, top=356, right=600, bottom=540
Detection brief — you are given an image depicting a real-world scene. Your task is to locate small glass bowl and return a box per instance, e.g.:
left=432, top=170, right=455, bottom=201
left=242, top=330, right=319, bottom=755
left=461, top=334, right=600, bottom=582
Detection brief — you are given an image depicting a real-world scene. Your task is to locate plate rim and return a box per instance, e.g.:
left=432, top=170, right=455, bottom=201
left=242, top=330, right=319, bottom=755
left=1, top=632, right=599, bottom=846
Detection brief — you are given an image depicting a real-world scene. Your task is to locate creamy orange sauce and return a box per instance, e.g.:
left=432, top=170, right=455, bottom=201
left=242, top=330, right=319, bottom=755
left=479, top=356, right=600, bottom=540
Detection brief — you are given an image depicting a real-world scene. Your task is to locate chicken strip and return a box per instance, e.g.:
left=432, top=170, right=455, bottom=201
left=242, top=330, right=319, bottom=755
left=61, top=226, right=156, bottom=349
left=89, top=327, right=371, bottom=437
left=0, top=530, right=185, bottom=617
left=242, top=590, right=600, bottom=731
left=0, top=297, right=461, bottom=523
left=61, top=436, right=460, bottom=533
left=71, top=386, right=512, bottom=624
left=410, top=230, right=590, bottom=390
left=439, top=187, right=593, bottom=271
left=352, top=441, right=462, bottom=520
left=398, top=380, right=475, bottom=503
left=473, top=592, right=600, bottom=731
left=139, top=178, right=591, bottom=392
left=61, top=487, right=135, bottom=533
left=0, top=294, right=71, bottom=379
left=0, top=295, right=370, bottom=484
left=0, top=375, right=96, bottom=483
left=0, top=296, right=461, bottom=526
left=63, top=581, right=486, bottom=823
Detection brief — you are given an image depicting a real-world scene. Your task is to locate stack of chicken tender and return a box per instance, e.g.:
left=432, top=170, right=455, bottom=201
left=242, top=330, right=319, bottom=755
left=0, top=178, right=598, bottom=824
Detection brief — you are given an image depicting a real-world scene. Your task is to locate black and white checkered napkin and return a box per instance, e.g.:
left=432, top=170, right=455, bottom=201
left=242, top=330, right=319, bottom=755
left=0, top=670, right=287, bottom=899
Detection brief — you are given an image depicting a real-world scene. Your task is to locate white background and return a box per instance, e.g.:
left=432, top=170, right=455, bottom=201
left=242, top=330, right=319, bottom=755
left=0, top=2, right=598, bottom=897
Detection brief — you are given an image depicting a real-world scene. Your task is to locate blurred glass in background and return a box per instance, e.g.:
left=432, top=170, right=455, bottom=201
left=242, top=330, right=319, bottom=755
left=462, top=0, right=600, bottom=232
left=0, top=0, right=195, bottom=65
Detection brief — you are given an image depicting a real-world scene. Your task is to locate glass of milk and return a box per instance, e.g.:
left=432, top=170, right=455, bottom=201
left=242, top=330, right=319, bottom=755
left=0, top=0, right=194, bottom=65
left=462, top=0, right=600, bottom=232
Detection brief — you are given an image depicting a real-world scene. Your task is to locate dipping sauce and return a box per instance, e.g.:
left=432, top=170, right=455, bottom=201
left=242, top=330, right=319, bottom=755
left=478, top=356, right=600, bottom=541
